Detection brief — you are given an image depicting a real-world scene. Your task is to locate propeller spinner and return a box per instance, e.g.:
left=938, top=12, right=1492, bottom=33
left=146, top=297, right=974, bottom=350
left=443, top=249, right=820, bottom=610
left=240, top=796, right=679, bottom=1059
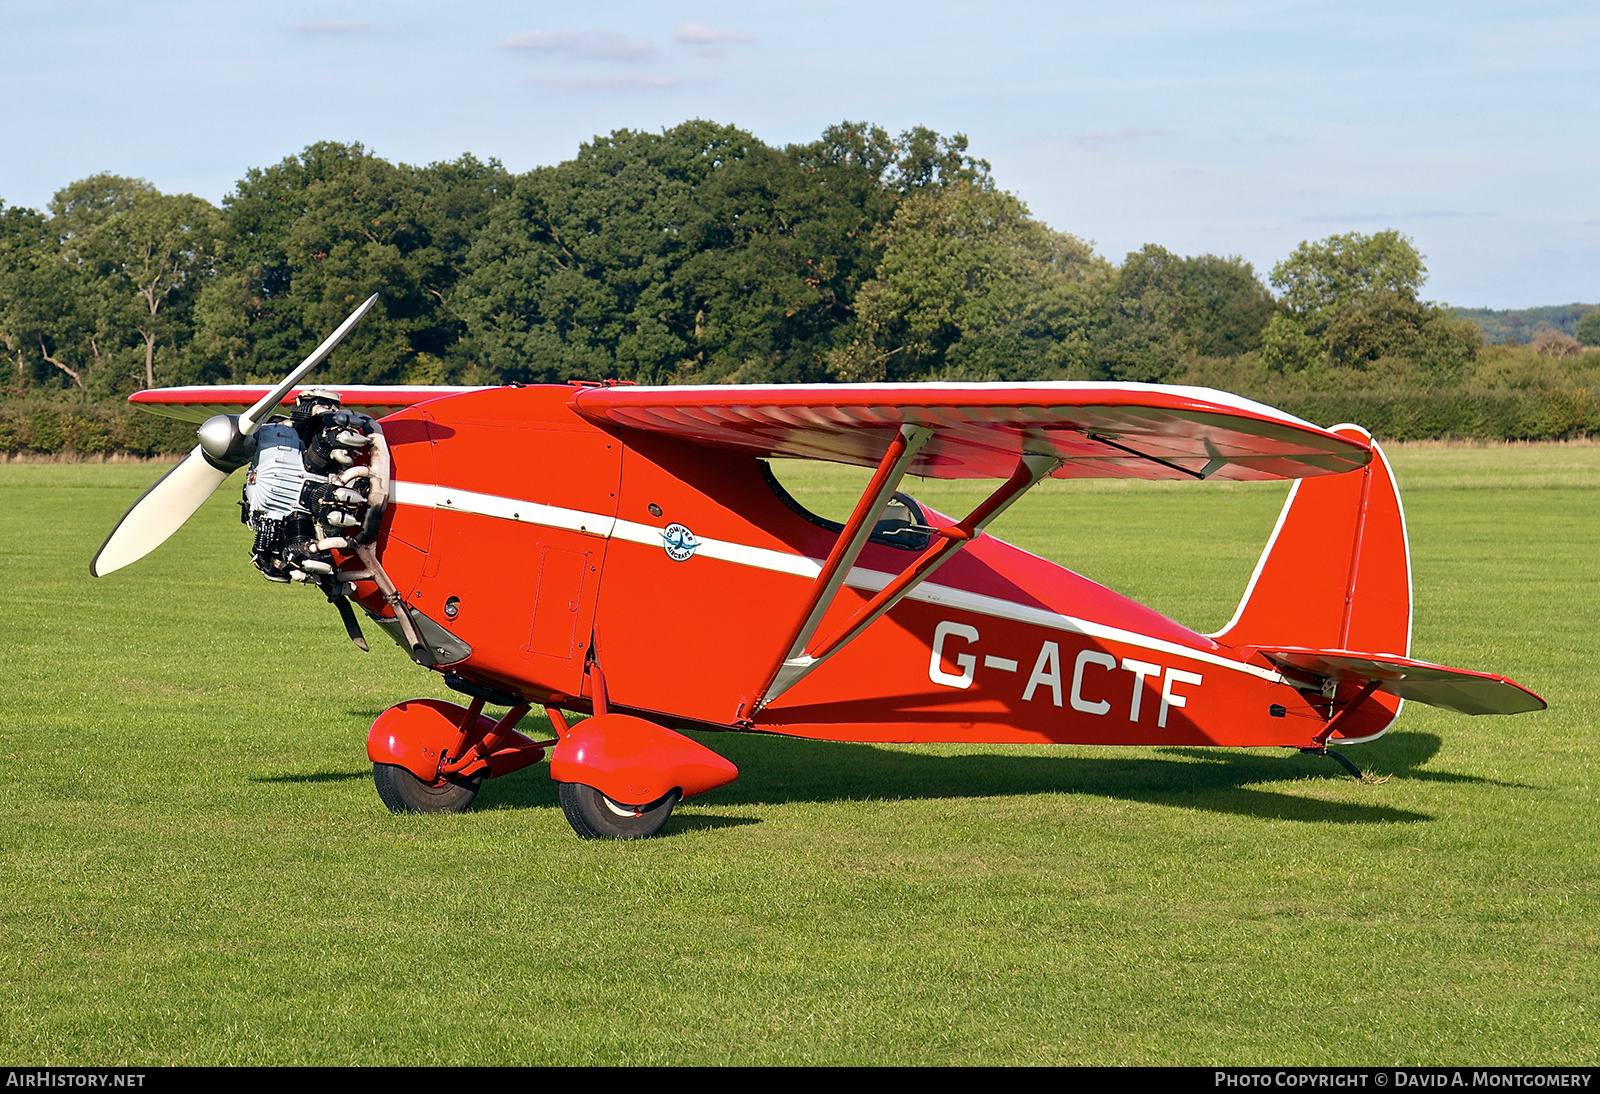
left=90, top=293, right=380, bottom=578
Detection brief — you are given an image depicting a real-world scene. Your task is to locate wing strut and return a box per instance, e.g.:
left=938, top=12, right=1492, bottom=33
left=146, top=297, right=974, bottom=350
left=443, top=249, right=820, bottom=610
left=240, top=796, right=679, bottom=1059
left=746, top=447, right=1063, bottom=715
left=740, top=425, right=929, bottom=717
left=1086, top=431, right=1226, bottom=480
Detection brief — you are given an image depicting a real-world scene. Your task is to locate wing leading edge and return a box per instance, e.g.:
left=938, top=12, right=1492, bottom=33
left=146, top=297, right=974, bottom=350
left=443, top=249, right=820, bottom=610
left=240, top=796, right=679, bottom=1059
left=128, top=385, right=486, bottom=425
left=569, top=382, right=1372, bottom=481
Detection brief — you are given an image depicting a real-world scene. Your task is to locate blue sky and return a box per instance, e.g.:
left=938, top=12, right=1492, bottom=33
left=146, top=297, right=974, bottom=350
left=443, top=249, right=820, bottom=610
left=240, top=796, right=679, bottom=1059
left=2, top=1, right=1594, bottom=307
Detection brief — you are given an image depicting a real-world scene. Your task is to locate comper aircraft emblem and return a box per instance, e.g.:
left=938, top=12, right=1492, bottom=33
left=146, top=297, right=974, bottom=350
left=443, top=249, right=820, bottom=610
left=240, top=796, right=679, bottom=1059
left=661, top=523, right=699, bottom=562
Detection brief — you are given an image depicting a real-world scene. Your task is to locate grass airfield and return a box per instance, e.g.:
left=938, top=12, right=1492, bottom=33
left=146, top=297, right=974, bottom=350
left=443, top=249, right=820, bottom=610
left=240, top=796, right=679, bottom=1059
left=0, top=443, right=1595, bottom=1065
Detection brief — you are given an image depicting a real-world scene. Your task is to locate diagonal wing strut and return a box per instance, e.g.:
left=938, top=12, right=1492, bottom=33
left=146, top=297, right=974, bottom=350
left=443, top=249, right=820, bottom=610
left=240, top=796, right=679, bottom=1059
left=743, top=435, right=1063, bottom=717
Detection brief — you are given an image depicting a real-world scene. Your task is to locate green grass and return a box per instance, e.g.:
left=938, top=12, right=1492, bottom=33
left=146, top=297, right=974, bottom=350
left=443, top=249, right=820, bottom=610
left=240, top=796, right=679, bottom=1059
left=1, top=445, right=1596, bottom=1064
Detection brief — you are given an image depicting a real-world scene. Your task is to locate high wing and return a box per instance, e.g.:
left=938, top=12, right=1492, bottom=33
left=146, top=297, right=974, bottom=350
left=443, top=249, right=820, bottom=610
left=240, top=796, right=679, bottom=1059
left=133, top=381, right=1372, bottom=483
left=568, top=382, right=1372, bottom=481
left=573, top=382, right=1373, bottom=713
left=129, top=385, right=487, bottom=424
left=1259, top=648, right=1547, bottom=716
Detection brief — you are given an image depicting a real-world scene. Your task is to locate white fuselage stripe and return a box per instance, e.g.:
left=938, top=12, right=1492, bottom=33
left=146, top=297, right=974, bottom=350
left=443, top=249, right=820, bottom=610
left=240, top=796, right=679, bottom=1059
left=393, top=481, right=1282, bottom=683
left=392, top=481, right=617, bottom=537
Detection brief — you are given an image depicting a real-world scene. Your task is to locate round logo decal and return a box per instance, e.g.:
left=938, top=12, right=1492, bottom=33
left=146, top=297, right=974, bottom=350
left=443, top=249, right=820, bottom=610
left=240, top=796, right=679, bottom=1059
left=661, top=523, right=700, bottom=562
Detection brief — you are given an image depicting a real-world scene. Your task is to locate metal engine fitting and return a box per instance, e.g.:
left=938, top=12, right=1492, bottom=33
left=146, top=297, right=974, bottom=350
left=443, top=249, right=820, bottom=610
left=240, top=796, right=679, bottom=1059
left=238, top=390, right=400, bottom=649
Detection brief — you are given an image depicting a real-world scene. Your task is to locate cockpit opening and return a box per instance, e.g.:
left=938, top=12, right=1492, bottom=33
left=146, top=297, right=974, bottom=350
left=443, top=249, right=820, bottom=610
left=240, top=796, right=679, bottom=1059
left=761, top=459, right=932, bottom=551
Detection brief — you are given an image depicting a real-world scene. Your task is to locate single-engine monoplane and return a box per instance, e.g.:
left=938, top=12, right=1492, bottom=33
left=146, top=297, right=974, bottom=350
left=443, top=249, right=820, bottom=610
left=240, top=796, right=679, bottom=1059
left=93, top=297, right=1546, bottom=839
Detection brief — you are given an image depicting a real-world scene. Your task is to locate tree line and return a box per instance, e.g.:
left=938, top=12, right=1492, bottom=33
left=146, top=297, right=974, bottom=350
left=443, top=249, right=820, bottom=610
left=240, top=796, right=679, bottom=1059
left=1454, top=304, right=1600, bottom=346
left=3, top=118, right=1596, bottom=449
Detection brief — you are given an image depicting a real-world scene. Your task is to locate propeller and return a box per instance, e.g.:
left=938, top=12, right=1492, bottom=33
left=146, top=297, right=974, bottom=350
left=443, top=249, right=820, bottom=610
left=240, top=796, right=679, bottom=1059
left=90, top=293, right=380, bottom=578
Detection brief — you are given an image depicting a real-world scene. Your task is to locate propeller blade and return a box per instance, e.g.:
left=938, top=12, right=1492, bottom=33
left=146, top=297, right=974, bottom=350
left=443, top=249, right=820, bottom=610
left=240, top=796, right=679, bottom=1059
left=238, top=292, right=379, bottom=435
left=90, top=445, right=230, bottom=577
left=93, top=294, right=378, bottom=577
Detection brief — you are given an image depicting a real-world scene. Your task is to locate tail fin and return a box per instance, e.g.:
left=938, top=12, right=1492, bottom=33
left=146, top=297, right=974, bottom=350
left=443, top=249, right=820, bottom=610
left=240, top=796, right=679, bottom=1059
left=1217, top=429, right=1545, bottom=736
left=1213, top=425, right=1412, bottom=658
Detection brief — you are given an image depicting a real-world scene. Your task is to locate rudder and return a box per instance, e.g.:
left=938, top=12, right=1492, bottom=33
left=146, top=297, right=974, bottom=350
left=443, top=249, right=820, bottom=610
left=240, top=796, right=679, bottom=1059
left=1213, top=425, right=1412, bottom=658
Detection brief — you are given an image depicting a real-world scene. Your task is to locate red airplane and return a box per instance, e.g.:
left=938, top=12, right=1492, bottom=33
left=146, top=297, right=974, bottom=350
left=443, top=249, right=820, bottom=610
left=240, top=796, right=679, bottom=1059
left=93, top=297, right=1545, bottom=839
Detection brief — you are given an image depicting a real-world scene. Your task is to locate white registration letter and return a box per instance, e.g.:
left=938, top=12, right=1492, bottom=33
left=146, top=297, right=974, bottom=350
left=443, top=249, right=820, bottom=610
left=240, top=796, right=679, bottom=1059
left=1159, top=668, right=1203, bottom=728
left=929, top=621, right=979, bottom=689
left=1070, top=649, right=1117, bottom=715
left=1023, top=641, right=1063, bottom=706
left=1122, top=658, right=1163, bottom=722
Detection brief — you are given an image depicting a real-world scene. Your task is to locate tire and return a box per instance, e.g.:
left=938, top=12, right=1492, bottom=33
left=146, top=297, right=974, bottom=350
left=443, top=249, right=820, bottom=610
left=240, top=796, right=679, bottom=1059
left=373, top=762, right=483, bottom=814
left=558, top=781, right=680, bottom=840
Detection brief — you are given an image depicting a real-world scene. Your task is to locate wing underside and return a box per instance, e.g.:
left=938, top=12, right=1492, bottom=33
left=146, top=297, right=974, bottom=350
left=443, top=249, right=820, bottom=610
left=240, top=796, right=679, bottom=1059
left=569, top=382, right=1372, bottom=481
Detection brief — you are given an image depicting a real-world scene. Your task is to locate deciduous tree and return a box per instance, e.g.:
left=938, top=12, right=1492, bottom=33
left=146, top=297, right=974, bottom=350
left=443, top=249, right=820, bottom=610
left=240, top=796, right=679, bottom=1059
left=1265, top=230, right=1479, bottom=375
left=1271, top=230, right=1426, bottom=321
left=838, top=182, right=1102, bottom=381
left=44, top=175, right=221, bottom=390
left=198, top=144, right=507, bottom=384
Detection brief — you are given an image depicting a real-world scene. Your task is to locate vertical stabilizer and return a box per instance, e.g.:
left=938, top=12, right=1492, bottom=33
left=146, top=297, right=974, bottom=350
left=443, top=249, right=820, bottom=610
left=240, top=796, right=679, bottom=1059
left=1212, top=425, right=1412, bottom=658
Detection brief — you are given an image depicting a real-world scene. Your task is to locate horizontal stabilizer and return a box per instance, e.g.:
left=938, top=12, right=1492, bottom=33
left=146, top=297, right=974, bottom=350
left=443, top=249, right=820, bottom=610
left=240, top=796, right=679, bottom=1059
left=1260, top=647, right=1546, bottom=716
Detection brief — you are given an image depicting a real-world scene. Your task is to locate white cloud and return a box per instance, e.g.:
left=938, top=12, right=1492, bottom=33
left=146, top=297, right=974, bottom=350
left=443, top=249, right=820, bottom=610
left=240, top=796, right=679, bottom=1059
left=292, top=21, right=377, bottom=34
left=497, top=29, right=658, bottom=63
left=672, top=23, right=756, bottom=45
left=524, top=74, right=683, bottom=91
left=1405, top=210, right=1498, bottom=220
left=1069, top=127, right=1179, bottom=148
left=1299, top=213, right=1392, bottom=224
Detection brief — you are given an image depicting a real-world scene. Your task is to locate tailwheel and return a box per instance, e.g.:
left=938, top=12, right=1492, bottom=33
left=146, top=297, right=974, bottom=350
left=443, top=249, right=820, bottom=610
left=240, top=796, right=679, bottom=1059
left=558, top=781, right=680, bottom=840
left=373, top=762, right=484, bottom=813
left=1297, top=747, right=1388, bottom=785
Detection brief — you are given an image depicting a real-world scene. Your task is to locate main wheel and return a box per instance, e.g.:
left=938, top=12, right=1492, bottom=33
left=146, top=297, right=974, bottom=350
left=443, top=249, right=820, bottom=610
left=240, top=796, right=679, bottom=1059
left=373, top=762, right=483, bottom=814
left=558, top=781, right=680, bottom=840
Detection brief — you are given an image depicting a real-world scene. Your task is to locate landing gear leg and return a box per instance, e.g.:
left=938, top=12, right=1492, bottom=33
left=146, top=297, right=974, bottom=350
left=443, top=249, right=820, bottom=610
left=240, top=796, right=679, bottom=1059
left=1298, top=746, right=1386, bottom=784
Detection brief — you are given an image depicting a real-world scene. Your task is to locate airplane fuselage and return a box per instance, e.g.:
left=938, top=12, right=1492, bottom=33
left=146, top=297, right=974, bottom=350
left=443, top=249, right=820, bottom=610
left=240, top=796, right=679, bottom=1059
left=350, top=385, right=1397, bottom=749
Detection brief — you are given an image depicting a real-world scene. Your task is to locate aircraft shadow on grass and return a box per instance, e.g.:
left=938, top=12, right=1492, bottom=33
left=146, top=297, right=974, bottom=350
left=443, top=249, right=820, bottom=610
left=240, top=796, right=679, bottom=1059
left=254, top=726, right=1525, bottom=831
left=470, top=730, right=1470, bottom=828
left=255, top=770, right=368, bottom=784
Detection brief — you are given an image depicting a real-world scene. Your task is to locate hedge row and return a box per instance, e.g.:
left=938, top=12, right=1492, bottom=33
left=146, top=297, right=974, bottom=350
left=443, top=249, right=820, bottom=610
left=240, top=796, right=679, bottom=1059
left=0, top=400, right=194, bottom=457
left=1275, top=387, right=1598, bottom=441
left=0, top=386, right=1594, bottom=456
